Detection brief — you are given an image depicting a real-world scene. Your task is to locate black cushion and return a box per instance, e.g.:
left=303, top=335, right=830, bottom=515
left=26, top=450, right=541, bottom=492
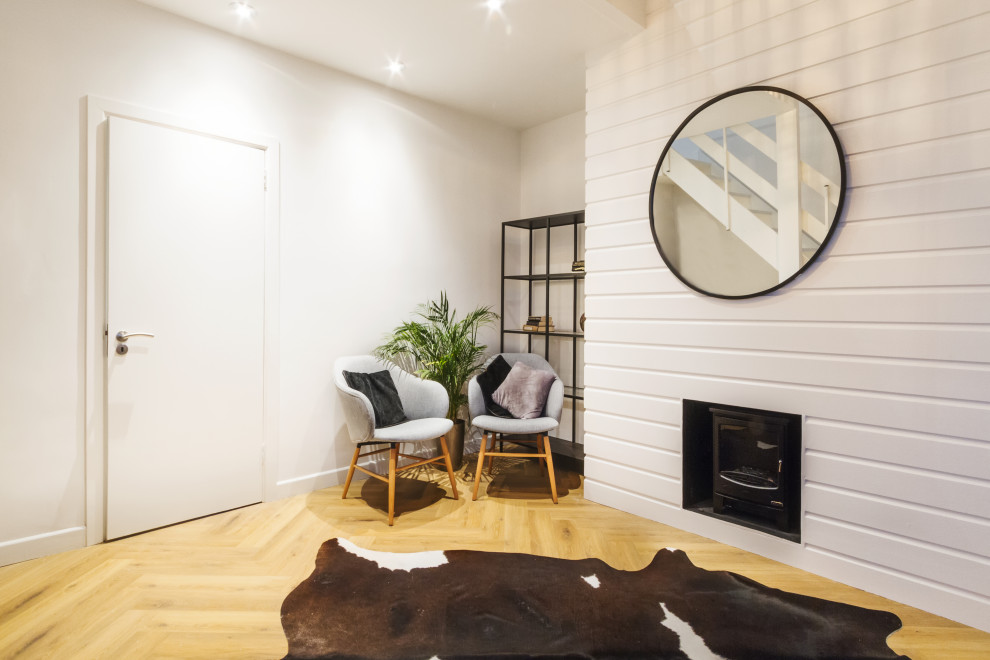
left=476, top=355, right=513, bottom=417
left=343, top=370, right=407, bottom=428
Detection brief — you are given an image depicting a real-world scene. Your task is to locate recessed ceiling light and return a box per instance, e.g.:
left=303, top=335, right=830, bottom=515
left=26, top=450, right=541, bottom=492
left=229, top=2, right=256, bottom=20
left=387, top=59, right=405, bottom=75
left=485, top=0, right=505, bottom=12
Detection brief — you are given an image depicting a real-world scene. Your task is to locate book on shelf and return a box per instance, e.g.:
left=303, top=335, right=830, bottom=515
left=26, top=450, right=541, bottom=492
left=523, top=315, right=555, bottom=332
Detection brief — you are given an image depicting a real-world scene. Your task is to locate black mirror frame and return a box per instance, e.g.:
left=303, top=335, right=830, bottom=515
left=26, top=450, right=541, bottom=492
left=648, top=86, right=847, bottom=300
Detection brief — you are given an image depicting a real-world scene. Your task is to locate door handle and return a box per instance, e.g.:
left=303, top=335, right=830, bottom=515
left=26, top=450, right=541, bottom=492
left=115, top=330, right=155, bottom=342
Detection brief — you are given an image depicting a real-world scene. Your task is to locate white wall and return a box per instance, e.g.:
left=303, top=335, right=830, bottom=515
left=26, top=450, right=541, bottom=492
left=584, top=0, right=990, bottom=631
left=0, top=0, right=519, bottom=564
left=520, top=111, right=586, bottom=217
left=512, top=112, right=587, bottom=441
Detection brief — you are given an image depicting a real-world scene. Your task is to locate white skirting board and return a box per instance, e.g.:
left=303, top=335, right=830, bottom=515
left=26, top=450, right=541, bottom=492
left=0, top=527, right=86, bottom=568
left=273, top=465, right=351, bottom=501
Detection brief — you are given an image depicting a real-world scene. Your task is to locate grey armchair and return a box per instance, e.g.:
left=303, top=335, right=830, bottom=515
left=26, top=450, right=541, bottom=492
left=467, top=353, right=563, bottom=503
left=333, top=355, right=459, bottom=525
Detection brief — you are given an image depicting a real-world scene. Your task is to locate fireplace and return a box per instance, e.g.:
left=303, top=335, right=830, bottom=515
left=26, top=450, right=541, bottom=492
left=682, top=400, right=801, bottom=542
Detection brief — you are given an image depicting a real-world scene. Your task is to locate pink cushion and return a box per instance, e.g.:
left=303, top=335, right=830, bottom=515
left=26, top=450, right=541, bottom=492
left=491, top=361, right=556, bottom=419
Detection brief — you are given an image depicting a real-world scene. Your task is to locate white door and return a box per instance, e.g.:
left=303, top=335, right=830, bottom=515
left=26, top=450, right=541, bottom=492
left=106, top=116, right=265, bottom=540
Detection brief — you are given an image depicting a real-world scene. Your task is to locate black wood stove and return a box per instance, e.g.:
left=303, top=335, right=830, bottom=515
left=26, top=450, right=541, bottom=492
left=710, top=407, right=800, bottom=533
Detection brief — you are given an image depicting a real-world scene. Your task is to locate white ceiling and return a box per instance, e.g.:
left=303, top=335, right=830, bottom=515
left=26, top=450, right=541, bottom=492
left=136, top=0, right=646, bottom=129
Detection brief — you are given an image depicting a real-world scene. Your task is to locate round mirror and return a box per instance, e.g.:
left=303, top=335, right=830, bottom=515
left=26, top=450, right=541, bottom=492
left=649, top=86, right=846, bottom=299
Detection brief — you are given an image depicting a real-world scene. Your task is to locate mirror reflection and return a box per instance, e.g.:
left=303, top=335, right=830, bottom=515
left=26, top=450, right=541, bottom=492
left=650, top=87, right=845, bottom=298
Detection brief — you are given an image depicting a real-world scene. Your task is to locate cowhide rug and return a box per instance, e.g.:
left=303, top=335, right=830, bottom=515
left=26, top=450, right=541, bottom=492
left=281, top=538, right=908, bottom=660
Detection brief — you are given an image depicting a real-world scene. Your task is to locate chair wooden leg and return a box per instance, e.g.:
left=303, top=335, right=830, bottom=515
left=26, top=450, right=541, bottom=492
left=541, top=434, right=558, bottom=504
left=439, top=435, right=459, bottom=500
left=387, top=444, right=398, bottom=525
left=472, top=432, right=489, bottom=501
left=486, top=433, right=497, bottom=476
left=342, top=446, right=361, bottom=499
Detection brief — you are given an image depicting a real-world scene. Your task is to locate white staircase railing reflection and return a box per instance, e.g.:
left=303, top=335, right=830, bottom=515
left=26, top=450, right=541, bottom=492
left=665, top=109, right=840, bottom=281
left=664, top=149, right=778, bottom=268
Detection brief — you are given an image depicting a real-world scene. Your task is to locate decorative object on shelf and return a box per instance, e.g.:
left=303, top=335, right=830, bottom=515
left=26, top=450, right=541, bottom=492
left=579, top=313, right=586, bottom=332
left=649, top=86, right=846, bottom=299
left=375, top=291, right=498, bottom=469
left=571, top=259, right=585, bottom=272
left=522, top=315, right=554, bottom=332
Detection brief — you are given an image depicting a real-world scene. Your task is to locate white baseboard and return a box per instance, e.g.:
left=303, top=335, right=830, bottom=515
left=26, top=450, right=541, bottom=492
left=271, top=465, right=352, bottom=501
left=585, top=480, right=990, bottom=633
left=270, top=453, right=441, bottom=502
left=0, top=527, right=87, bottom=568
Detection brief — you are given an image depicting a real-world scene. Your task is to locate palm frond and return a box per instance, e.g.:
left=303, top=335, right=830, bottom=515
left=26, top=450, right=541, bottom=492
left=374, top=291, right=499, bottom=420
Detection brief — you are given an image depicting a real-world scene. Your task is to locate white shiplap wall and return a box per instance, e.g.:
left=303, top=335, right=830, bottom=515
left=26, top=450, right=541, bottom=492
left=583, top=0, right=990, bottom=631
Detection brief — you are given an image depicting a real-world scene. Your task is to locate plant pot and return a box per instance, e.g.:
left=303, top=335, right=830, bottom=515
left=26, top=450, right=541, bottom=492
left=444, top=419, right=466, bottom=471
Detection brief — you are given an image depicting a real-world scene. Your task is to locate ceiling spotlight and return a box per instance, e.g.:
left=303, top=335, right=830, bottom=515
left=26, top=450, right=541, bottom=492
left=387, top=59, right=405, bottom=75
left=229, top=2, right=256, bottom=20
left=486, top=0, right=505, bottom=12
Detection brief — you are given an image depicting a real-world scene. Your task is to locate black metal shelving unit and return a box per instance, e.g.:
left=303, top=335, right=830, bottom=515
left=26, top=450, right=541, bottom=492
left=500, top=211, right=585, bottom=472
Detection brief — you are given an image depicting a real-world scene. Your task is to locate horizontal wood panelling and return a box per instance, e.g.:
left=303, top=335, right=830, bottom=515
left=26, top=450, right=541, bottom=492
left=584, top=0, right=990, bottom=629
left=846, top=170, right=990, bottom=222
left=587, top=0, right=813, bottom=91
left=804, top=516, right=990, bottom=596
left=584, top=411, right=681, bottom=453
left=584, top=366, right=990, bottom=443
left=585, top=177, right=990, bottom=253
left=583, top=387, right=680, bottom=426
left=585, top=195, right=649, bottom=226
left=584, top=455, right=681, bottom=505
left=847, top=130, right=990, bottom=187
left=584, top=219, right=653, bottom=250
left=586, top=140, right=661, bottom=182
left=585, top=215, right=990, bottom=273
left=585, top=342, right=990, bottom=402
left=587, top=0, right=904, bottom=116
left=764, top=249, right=990, bottom=289
left=804, top=485, right=990, bottom=558
left=586, top=249, right=990, bottom=292
left=585, top=290, right=990, bottom=325
left=834, top=90, right=990, bottom=156
left=588, top=319, right=990, bottom=363
left=586, top=269, right=675, bottom=295
left=813, top=50, right=990, bottom=129
left=586, top=243, right=661, bottom=272
left=582, top=479, right=677, bottom=522
left=586, top=166, right=654, bottom=204
left=832, top=210, right=990, bottom=253
left=585, top=435, right=681, bottom=479
left=805, top=420, right=990, bottom=481
left=588, top=4, right=990, bottom=136
left=587, top=91, right=990, bottom=185
left=587, top=40, right=990, bottom=160
left=806, top=452, right=990, bottom=519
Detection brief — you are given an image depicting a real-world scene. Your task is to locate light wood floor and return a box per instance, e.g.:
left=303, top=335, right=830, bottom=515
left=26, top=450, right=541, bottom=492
left=1, top=457, right=988, bottom=659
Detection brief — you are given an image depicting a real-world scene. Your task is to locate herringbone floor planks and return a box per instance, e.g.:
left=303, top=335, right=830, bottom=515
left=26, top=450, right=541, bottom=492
left=1, top=457, right=988, bottom=659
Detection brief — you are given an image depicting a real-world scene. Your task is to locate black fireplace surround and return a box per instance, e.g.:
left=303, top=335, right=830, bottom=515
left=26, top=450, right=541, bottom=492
left=682, top=399, right=801, bottom=542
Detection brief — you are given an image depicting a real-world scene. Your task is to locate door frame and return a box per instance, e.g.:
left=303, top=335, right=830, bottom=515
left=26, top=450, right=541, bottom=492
left=84, top=96, right=281, bottom=546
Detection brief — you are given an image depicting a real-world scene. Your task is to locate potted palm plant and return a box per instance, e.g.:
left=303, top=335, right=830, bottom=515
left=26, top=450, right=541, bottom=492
left=375, top=292, right=498, bottom=469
